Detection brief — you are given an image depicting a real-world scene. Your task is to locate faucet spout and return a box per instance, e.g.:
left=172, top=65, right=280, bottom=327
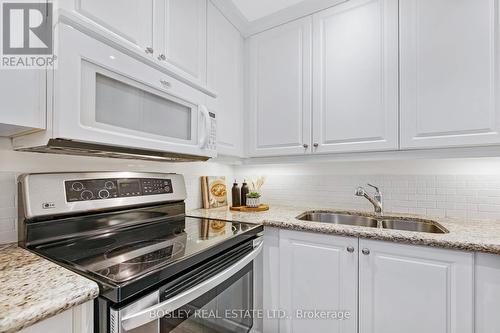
left=355, top=185, right=383, bottom=215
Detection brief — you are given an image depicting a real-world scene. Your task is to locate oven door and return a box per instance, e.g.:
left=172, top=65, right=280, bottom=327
left=110, top=239, right=262, bottom=333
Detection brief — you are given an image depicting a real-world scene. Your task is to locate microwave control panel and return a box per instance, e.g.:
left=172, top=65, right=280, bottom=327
left=207, top=111, right=217, bottom=151
left=65, top=178, right=173, bottom=202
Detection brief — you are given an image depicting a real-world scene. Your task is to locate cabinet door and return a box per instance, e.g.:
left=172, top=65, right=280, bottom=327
left=18, top=301, right=93, bottom=333
left=279, top=230, right=358, bottom=333
left=400, top=0, right=500, bottom=149
left=207, top=3, right=244, bottom=157
left=77, top=0, right=154, bottom=51
left=247, top=17, right=312, bottom=157
left=0, top=70, right=45, bottom=136
left=475, top=253, right=500, bottom=333
left=359, top=239, right=474, bottom=333
left=156, top=0, right=207, bottom=83
left=312, top=0, right=398, bottom=153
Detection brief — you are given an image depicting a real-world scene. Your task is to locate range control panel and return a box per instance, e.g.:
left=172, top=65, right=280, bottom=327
left=65, top=178, right=173, bottom=202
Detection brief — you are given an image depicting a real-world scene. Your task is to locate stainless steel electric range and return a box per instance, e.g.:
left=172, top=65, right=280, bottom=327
left=18, top=172, right=263, bottom=333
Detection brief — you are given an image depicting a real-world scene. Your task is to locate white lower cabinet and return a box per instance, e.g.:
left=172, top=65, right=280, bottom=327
left=359, top=239, right=474, bottom=333
left=475, top=253, right=500, bottom=333
left=265, top=228, right=475, bottom=333
left=278, top=230, right=358, bottom=333
left=19, top=301, right=93, bottom=333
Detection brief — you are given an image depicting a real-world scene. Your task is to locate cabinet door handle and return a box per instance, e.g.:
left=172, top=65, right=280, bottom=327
left=313, top=143, right=319, bottom=148
left=362, top=248, right=370, bottom=255
left=160, top=80, right=171, bottom=88
left=347, top=246, right=355, bottom=253
left=303, top=144, right=309, bottom=149
left=158, top=54, right=166, bottom=61
left=145, top=47, right=154, bottom=54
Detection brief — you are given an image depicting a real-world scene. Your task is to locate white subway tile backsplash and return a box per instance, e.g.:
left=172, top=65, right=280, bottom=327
left=242, top=174, right=500, bottom=221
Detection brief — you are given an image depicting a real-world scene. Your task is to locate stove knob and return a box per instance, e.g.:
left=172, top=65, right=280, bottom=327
left=71, top=182, right=84, bottom=191
left=104, top=181, right=115, bottom=190
left=98, top=189, right=110, bottom=199
left=80, top=190, right=94, bottom=200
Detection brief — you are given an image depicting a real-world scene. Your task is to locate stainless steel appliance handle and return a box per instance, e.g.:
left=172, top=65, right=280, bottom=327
left=121, top=241, right=263, bottom=331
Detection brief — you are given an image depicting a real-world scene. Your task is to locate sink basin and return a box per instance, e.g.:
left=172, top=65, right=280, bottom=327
left=381, top=219, right=447, bottom=234
left=297, top=212, right=448, bottom=234
left=297, top=212, right=378, bottom=228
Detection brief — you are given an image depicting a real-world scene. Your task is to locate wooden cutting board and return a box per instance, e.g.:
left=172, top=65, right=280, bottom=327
left=230, top=204, right=269, bottom=212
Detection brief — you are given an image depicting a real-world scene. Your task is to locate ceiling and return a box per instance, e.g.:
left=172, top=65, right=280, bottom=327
left=230, top=0, right=308, bottom=22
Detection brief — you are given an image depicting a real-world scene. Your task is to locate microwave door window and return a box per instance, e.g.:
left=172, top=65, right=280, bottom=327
left=160, top=264, right=253, bottom=333
left=95, top=73, right=192, bottom=141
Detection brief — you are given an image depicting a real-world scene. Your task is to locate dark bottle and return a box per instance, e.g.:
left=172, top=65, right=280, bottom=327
left=241, top=180, right=249, bottom=206
left=231, top=181, right=241, bottom=208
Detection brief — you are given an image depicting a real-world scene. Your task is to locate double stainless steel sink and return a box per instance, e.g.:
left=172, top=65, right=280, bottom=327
left=297, top=212, right=448, bottom=234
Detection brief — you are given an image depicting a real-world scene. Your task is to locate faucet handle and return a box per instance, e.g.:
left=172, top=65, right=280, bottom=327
left=367, top=183, right=381, bottom=194
left=355, top=187, right=366, bottom=196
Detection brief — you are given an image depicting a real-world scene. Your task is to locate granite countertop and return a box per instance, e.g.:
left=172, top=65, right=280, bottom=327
left=0, top=244, right=99, bottom=333
left=188, top=206, right=500, bottom=255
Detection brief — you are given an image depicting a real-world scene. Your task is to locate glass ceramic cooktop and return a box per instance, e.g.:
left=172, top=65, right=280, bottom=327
left=34, top=215, right=259, bottom=284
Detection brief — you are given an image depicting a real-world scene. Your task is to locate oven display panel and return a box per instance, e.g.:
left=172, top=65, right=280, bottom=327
left=118, top=179, right=141, bottom=196
left=65, top=178, right=173, bottom=202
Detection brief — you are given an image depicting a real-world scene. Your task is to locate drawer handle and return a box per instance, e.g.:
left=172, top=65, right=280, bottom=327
left=313, top=143, right=319, bottom=148
left=362, top=248, right=370, bottom=255
left=303, top=144, right=309, bottom=149
left=347, top=246, right=355, bottom=253
left=158, top=54, right=166, bottom=61
left=160, top=80, right=171, bottom=88
left=145, top=47, right=154, bottom=54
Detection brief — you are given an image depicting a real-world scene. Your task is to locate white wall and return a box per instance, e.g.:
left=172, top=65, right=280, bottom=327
left=236, top=159, right=500, bottom=221
left=0, top=138, right=234, bottom=244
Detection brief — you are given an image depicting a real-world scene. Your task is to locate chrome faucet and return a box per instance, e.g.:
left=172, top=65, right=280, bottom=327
left=355, top=183, right=383, bottom=215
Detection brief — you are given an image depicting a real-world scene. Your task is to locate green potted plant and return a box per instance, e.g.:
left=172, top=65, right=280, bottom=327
left=246, top=191, right=262, bottom=208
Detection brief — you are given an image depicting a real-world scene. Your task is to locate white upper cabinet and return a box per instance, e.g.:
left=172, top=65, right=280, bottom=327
left=76, top=0, right=154, bottom=52
left=247, top=17, right=312, bottom=157
left=312, top=0, right=399, bottom=153
left=0, top=71, right=45, bottom=136
left=155, top=0, right=207, bottom=84
left=279, top=230, right=358, bottom=333
left=359, top=239, right=474, bottom=333
left=207, top=3, right=244, bottom=157
left=69, top=0, right=210, bottom=93
left=400, top=0, right=500, bottom=149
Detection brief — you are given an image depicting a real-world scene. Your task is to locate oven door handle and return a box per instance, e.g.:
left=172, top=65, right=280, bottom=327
left=121, top=241, right=263, bottom=331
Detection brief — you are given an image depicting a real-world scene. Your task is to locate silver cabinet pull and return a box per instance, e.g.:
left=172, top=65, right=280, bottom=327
left=160, top=80, right=171, bottom=88
left=303, top=144, right=309, bottom=148
left=145, top=47, right=154, bottom=54
left=347, top=246, right=355, bottom=253
left=313, top=143, right=319, bottom=148
left=362, top=248, right=370, bottom=255
left=158, top=54, right=166, bottom=61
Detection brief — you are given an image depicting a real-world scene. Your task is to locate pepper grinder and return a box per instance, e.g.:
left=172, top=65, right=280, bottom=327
left=241, top=180, right=249, bottom=206
left=231, top=180, right=241, bottom=208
